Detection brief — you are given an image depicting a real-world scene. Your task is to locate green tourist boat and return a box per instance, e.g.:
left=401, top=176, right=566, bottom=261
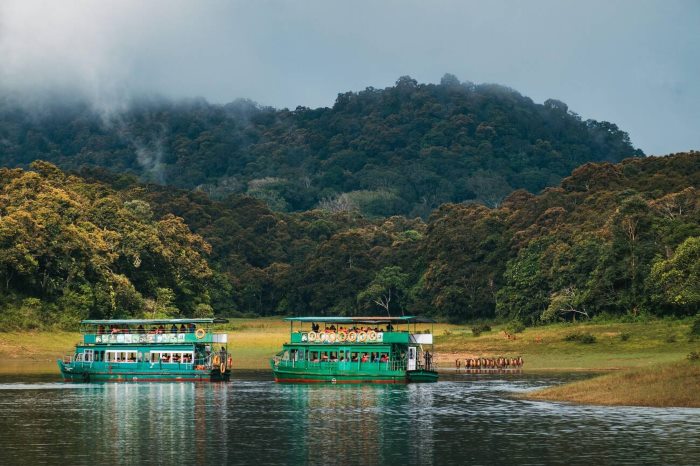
left=271, top=316, right=438, bottom=384
left=58, top=318, right=232, bottom=382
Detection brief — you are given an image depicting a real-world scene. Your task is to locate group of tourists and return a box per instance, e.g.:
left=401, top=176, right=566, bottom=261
left=309, top=323, right=394, bottom=334
left=97, top=323, right=198, bottom=335
left=310, top=351, right=391, bottom=363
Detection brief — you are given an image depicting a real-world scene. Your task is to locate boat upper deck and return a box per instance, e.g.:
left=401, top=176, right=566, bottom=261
left=78, top=318, right=229, bottom=346
left=285, top=316, right=435, bottom=345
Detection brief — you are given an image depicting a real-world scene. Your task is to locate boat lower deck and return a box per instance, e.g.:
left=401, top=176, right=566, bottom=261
left=271, top=362, right=438, bottom=384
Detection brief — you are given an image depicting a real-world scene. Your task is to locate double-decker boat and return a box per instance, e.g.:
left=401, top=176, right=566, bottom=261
left=58, top=318, right=231, bottom=382
left=271, top=316, right=438, bottom=383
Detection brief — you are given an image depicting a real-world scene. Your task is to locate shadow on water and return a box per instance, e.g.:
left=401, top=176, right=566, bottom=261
left=0, top=370, right=698, bottom=465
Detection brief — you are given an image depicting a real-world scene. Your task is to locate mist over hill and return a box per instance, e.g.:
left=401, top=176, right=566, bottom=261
left=0, top=75, right=643, bottom=217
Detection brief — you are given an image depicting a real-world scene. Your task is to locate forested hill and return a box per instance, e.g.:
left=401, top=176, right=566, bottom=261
left=0, top=75, right=643, bottom=217
left=0, top=153, right=696, bottom=329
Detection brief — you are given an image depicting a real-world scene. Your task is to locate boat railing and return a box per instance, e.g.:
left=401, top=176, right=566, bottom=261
left=84, top=330, right=228, bottom=344
left=415, top=361, right=437, bottom=371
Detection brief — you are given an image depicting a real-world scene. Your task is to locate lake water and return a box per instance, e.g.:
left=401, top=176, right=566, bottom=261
left=0, top=371, right=698, bottom=465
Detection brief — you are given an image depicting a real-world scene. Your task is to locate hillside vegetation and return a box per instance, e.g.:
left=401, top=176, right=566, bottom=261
left=0, top=75, right=642, bottom=217
left=0, top=152, right=696, bottom=326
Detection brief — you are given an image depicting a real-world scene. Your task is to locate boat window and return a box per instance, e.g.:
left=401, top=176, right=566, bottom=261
left=309, top=351, right=319, bottom=362
left=350, top=352, right=359, bottom=362
left=283, top=350, right=290, bottom=361
left=295, top=349, right=304, bottom=361
left=104, top=351, right=138, bottom=363
left=146, top=351, right=194, bottom=363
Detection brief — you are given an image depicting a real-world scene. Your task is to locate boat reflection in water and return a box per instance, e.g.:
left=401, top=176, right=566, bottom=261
left=281, top=383, right=435, bottom=465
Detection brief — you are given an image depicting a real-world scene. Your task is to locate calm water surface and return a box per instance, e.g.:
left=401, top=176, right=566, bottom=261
left=0, top=371, right=698, bottom=465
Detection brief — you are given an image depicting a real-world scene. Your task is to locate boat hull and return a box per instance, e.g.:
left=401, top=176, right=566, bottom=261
left=271, top=364, right=437, bottom=384
left=58, top=360, right=230, bottom=382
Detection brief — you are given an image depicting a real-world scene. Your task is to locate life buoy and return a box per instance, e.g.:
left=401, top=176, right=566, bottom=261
left=320, top=333, right=329, bottom=342
left=213, top=355, right=221, bottom=365
left=337, top=332, right=347, bottom=342
left=368, top=330, right=377, bottom=341
left=348, top=332, right=357, bottom=342
left=308, top=332, right=317, bottom=342
left=220, top=362, right=226, bottom=373
left=328, top=332, right=337, bottom=342
left=195, top=328, right=206, bottom=339
left=358, top=332, right=367, bottom=342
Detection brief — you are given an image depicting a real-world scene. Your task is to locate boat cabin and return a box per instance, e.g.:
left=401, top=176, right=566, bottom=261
left=271, top=316, right=437, bottom=383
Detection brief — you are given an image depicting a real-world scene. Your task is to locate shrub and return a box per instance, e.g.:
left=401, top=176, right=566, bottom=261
left=690, top=317, right=700, bottom=337
left=505, top=321, right=526, bottom=334
left=620, top=332, right=631, bottom=341
left=687, top=351, right=699, bottom=361
left=665, top=335, right=677, bottom=343
left=564, top=331, right=596, bottom=344
left=471, top=323, right=492, bottom=336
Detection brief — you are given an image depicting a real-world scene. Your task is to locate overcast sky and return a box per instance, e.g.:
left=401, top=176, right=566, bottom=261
left=0, top=0, right=698, bottom=155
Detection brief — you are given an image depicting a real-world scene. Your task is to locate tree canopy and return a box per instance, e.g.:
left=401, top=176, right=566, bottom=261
left=0, top=76, right=642, bottom=218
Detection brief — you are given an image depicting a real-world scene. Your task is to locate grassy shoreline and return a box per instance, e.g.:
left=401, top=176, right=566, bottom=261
left=1, top=318, right=698, bottom=407
left=523, top=360, right=700, bottom=408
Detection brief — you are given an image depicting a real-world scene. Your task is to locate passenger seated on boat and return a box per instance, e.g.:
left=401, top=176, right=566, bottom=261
left=97, top=325, right=105, bottom=335
left=379, top=354, right=388, bottom=363
left=329, top=325, right=336, bottom=331
left=361, top=353, right=369, bottom=363
left=351, top=353, right=358, bottom=362
left=170, top=324, right=178, bottom=334
left=321, top=353, right=329, bottom=362
left=311, top=322, right=319, bottom=332
left=188, top=323, right=196, bottom=333
left=386, top=323, right=394, bottom=332
left=137, top=325, right=145, bottom=334
left=157, top=325, right=165, bottom=334
left=180, top=324, right=187, bottom=333
left=329, top=353, right=337, bottom=362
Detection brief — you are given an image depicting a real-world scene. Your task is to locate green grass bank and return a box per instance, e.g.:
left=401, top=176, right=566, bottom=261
left=1, top=317, right=697, bottom=371
left=524, top=360, right=700, bottom=407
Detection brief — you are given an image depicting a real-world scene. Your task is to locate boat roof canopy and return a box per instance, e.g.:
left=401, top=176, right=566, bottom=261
left=284, top=316, right=435, bottom=324
left=80, top=318, right=228, bottom=326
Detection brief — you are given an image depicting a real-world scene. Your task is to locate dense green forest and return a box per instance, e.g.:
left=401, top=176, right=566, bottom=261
left=0, top=75, right=642, bottom=217
left=0, top=153, right=697, bottom=329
